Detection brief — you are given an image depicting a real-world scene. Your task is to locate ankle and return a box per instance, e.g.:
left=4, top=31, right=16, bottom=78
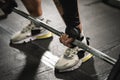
left=35, top=16, right=44, bottom=20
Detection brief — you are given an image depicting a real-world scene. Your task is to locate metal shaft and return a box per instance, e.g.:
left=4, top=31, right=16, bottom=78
left=13, top=8, right=117, bottom=65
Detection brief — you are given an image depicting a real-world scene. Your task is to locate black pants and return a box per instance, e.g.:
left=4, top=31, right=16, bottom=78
left=59, top=0, right=80, bottom=28
left=107, top=55, right=120, bottom=80
left=59, top=0, right=81, bottom=39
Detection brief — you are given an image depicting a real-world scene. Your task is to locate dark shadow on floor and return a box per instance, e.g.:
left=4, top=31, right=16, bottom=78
left=55, top=58, right=98, bottom=80
left=84, top=0, right=102, bottom=6
left=84, top=0, right=120, bottom=10
left=10, top=37, right=53, bottom=80
left=103, top=0, right=120, bottom=10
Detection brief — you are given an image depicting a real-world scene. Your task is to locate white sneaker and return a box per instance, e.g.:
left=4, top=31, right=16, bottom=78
left=11, top=19, right=52, bottom=44
left=55, top=37, right=93, bottom=72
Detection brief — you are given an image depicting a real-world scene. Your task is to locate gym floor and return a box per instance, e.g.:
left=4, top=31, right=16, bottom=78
left=0, top=0, right=120, bottom=80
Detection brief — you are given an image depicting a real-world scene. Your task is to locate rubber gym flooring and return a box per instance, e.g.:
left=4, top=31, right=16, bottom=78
left=0, top=0, right=120, bottom=80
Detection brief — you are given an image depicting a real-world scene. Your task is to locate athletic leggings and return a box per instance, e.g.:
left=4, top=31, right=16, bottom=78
left=59, top=0, right=81, bottom=39
left=59, top=0, right=80, bottom=28
left=107, top=55, right=120, bottom=80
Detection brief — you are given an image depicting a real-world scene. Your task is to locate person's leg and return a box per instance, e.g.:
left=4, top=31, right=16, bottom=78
left=11, top=0, right=52, bottom=44
left=21, top=0, right=42, bottom=17
left=53, top=0, right=82, bottom=33
left=54, top=0, right=92, bottom=71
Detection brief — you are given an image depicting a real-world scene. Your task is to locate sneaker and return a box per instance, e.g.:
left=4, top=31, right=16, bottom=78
left=11, top=19, right=52, bottom=44
left=55, top=37, right=93, bottom=72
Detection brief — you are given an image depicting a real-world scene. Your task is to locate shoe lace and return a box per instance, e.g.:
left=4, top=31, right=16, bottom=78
left=21, top=23, right=35, bottom=33
left=37, top=18, right=51, bottom=24
left=21, top=18, right=51, bottom=33
left=64, top=47, right=79, bottom=59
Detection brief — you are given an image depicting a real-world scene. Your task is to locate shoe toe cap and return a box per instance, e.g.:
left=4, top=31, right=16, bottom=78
left=55, top=55, right=79, bottom=70
left=11, top=32, right=30, bottom=43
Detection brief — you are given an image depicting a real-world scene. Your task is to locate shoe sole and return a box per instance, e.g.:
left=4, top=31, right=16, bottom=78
left=11, top=32, right=53, bottom=44
left=57, top=53, right=93, bottom=72
left=57, top=59, right=82, bottom=72
left=82, top=52, right=93, bottom=62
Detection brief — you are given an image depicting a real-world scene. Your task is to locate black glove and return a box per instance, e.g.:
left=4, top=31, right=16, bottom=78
left=0, top=0, right=17, bottom=19
left=65, top=27, right=82, bottom=48
left=65, top=27, right=81, bottom=40
left=1, top=0, right=17, bottom=14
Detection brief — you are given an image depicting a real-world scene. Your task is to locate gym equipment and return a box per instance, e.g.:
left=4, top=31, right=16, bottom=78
left=103, top=0, right=120, bottom=9
left=13, top=8, right=117, bottom=65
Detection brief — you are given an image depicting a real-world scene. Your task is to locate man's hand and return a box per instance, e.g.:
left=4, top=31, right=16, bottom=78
left=59, top=27, right=81, bottom=47
left=59, top=34, right=74, bottom=47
